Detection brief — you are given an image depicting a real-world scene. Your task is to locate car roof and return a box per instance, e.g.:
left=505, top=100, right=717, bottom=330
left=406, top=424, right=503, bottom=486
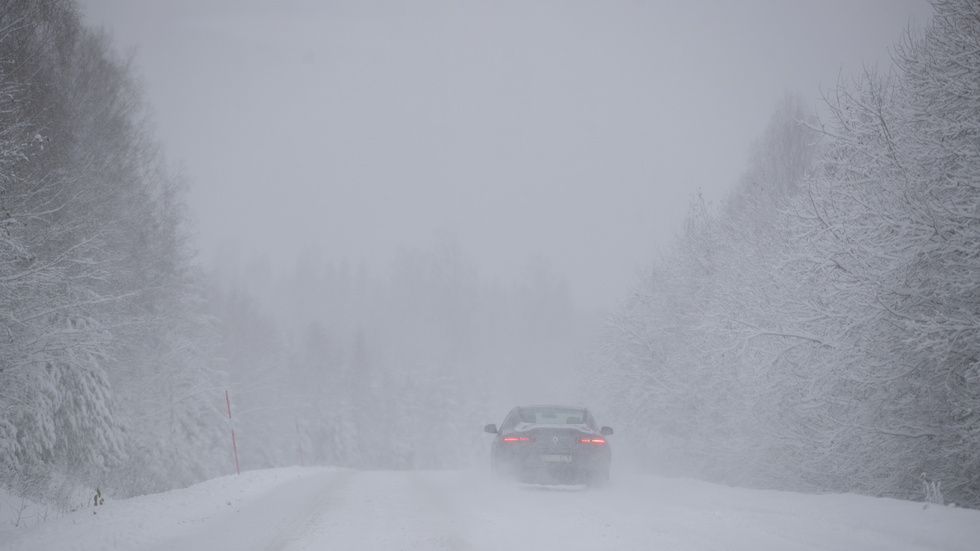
left=518, top=404, right=588, bottom=410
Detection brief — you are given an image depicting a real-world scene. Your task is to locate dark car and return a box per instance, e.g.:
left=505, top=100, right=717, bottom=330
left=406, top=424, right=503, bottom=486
left=484, top=405, right=613, bottom=486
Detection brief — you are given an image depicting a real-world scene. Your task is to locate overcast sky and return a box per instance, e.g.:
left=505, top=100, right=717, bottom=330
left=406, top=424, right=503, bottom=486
left=79, top=0, right=933, bottom=311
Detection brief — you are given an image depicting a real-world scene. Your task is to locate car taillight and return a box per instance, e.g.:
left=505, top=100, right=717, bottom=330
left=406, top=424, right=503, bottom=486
left=580, top=438, right=605, bottom=444
left=503, top=436, right=533, bottom=442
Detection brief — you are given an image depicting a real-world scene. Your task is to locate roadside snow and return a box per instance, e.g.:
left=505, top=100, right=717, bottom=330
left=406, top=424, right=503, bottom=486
left=2, top=467, right=978, bottom=551
left=0, top=467, right=327, bottom=551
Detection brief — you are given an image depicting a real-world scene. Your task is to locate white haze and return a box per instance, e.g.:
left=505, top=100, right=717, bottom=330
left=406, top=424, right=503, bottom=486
left=80, top=0, right=933, bottom=312
left=6, top=2, right=977, bottom=547
left=73, top=0, right=937, bottom=497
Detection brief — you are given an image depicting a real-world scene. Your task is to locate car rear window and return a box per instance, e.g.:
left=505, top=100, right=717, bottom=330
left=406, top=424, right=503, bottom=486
left=519, top=407, right=586, bottom=425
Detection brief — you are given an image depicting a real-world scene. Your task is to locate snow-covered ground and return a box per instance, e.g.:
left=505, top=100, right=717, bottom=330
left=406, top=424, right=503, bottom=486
left=2, top=466, right=978, bottom=551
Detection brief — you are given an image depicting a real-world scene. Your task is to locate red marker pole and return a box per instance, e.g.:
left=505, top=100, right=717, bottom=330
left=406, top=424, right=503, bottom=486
left=295, top=418, right=304, bottom=467
left=226, top=390, right=240, bottom=475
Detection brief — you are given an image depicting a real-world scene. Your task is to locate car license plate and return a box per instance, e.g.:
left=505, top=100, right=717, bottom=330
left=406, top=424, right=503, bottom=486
left=541, top=454, right=572, bottom=463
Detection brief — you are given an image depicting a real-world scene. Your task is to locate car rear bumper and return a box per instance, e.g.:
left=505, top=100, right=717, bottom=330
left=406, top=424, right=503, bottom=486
left=494, top=448, right=610, bottom=485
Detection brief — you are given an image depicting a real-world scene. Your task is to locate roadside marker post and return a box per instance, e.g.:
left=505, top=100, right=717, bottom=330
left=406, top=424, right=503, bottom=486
left=226, top=389, right=240, bottom=475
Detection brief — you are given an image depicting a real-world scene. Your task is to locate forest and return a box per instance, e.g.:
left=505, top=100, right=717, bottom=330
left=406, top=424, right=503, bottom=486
left=591, top=0, right=980, bottom=508
left=0, top=0, right=978, bottom=514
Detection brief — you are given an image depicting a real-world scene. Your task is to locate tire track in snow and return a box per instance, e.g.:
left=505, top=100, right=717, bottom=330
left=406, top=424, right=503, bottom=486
left=262, top=469, right=356, bottom=551
left=407, top=471, right=473, bottom=551
left=292, top=470, right=476, bottom=550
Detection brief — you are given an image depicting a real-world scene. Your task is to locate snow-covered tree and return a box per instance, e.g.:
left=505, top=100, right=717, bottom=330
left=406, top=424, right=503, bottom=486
left=593, top=0, right=980, bottom=507
left=0, top=0, right=226, bottom=505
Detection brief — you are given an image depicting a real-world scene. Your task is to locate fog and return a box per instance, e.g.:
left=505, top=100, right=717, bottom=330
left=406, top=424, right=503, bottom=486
left=68, top=0, right=939, bottom=485
left=80, top=0, right=932, bottom=312
left=6, top=1, right=980, bottom=544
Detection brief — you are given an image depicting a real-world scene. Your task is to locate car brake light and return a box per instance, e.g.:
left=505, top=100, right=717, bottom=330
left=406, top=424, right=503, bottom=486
left=503, top=436, right=533, bottom=442
left=580, top=438, right=605, bottom=444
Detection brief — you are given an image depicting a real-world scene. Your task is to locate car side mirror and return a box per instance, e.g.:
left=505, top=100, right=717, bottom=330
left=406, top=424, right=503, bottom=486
left=600, top=426, right=614, bottom=436
left=484, top=423, right=498, bottom=434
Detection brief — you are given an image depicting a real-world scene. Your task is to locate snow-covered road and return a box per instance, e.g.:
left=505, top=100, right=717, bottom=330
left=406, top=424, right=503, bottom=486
left=4, top=466, right=979, bottom=551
